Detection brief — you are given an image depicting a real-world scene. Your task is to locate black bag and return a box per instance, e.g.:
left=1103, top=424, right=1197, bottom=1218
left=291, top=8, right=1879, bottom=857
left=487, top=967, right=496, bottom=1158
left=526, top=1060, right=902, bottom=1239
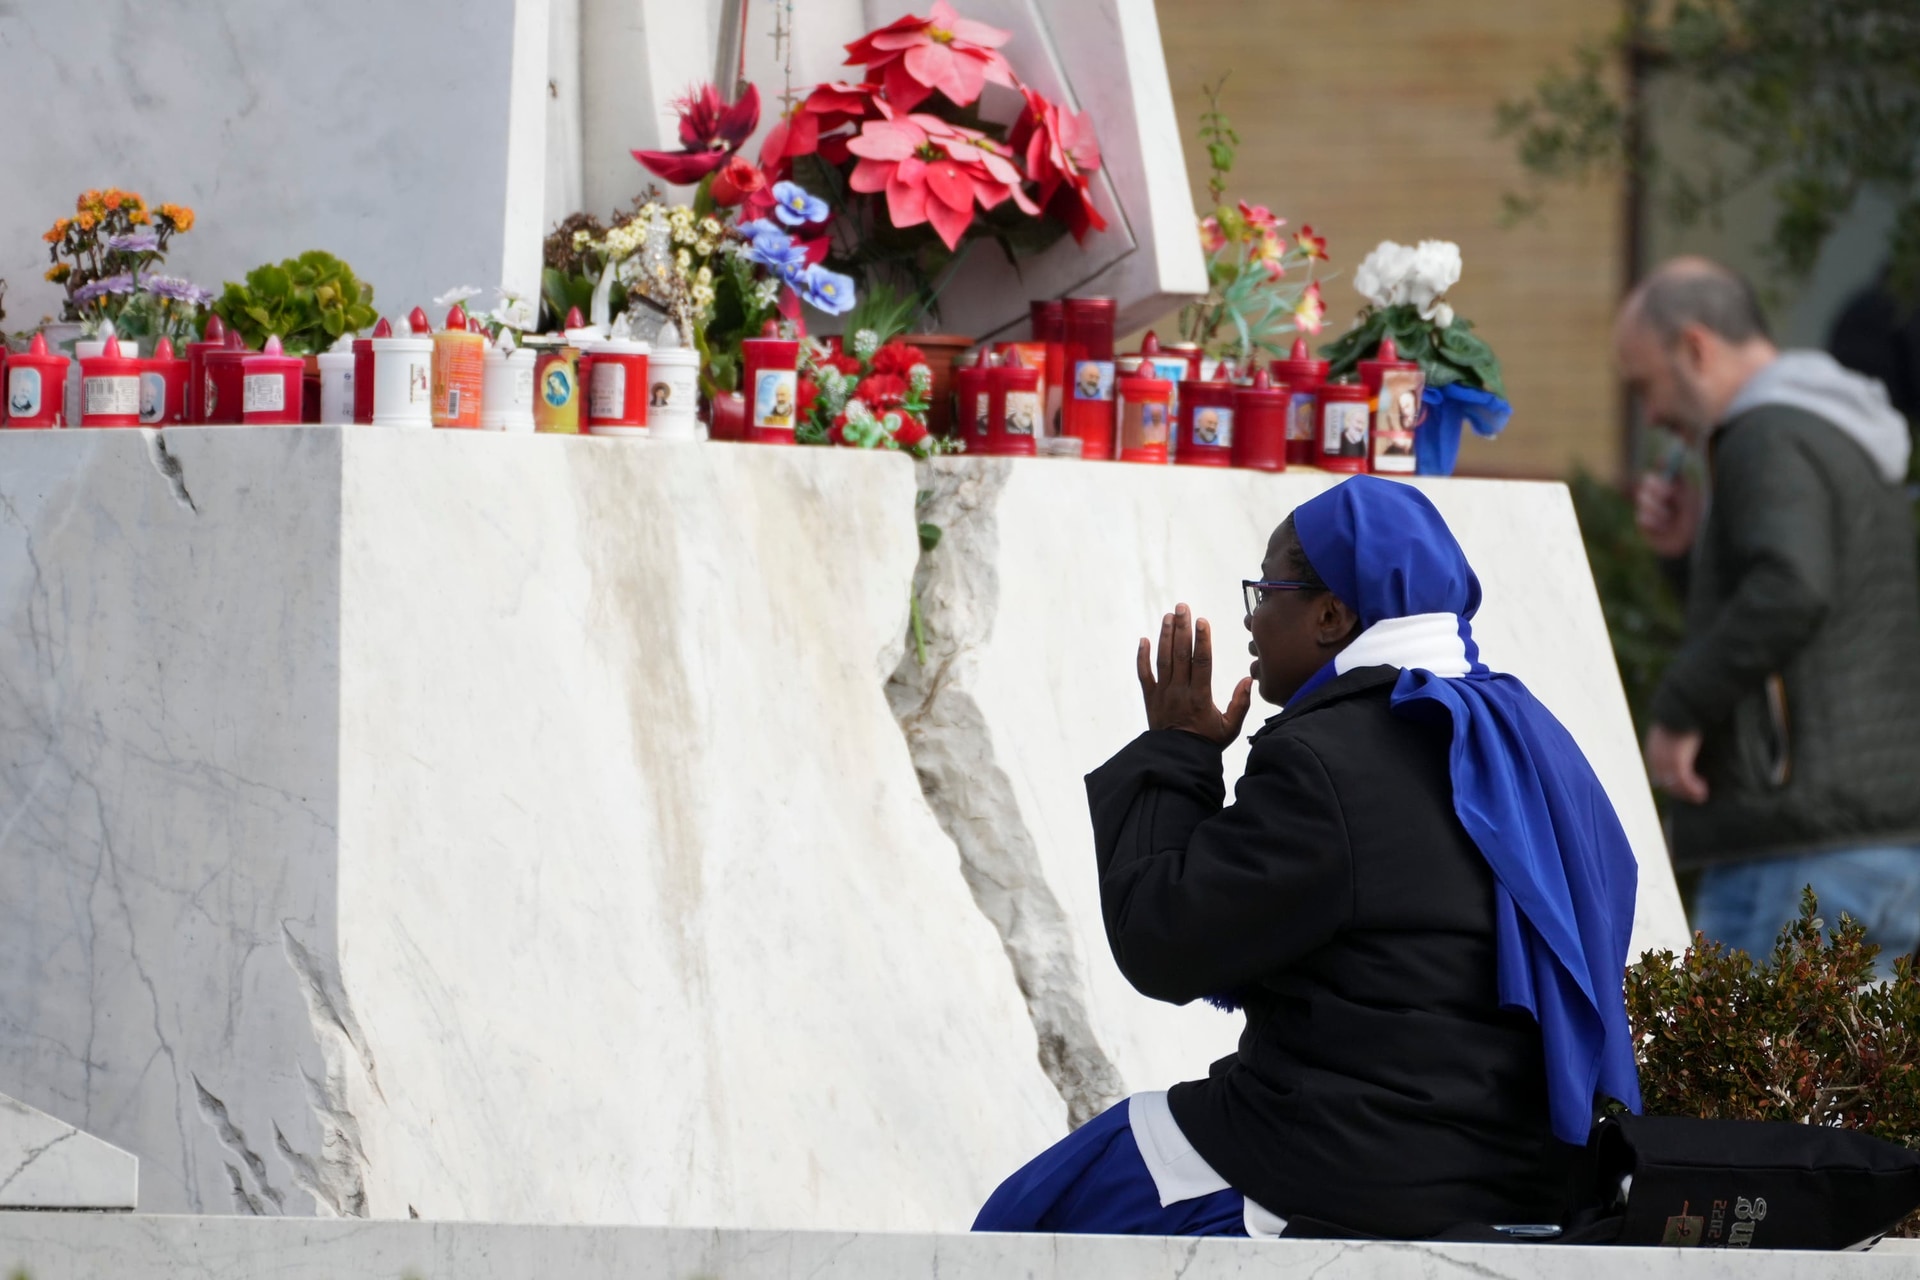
left=1587, top=1114, right=1920, bottom=1251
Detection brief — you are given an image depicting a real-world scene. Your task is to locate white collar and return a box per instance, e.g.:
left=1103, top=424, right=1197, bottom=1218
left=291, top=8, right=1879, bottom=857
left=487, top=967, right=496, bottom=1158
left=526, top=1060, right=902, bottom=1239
left=1333, top=612, right=1474, bottom=679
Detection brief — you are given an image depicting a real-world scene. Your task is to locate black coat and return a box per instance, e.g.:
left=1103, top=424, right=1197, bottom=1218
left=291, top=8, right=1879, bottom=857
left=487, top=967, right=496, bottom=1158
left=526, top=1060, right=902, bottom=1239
left=1086, top=667, right=1574, bottom=1238
left=1651, top=404, right=1920, bottom=867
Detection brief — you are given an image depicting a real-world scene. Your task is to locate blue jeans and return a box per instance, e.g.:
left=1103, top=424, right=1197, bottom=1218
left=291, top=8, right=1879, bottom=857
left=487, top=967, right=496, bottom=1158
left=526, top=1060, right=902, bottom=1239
left=1692, top=845, right=1920, bottom=976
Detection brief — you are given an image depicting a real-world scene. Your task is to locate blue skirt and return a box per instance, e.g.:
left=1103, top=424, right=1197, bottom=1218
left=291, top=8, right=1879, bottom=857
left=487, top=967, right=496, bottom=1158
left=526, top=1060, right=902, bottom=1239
left=972, top=1098, right=1248, bottom=1235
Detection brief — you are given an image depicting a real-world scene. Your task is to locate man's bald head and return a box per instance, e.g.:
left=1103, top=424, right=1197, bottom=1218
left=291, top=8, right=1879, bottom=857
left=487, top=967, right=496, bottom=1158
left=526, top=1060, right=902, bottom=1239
left=1619, top=256, right=1772, bottom=348
left=1615, top=257, right=1779, bottom=440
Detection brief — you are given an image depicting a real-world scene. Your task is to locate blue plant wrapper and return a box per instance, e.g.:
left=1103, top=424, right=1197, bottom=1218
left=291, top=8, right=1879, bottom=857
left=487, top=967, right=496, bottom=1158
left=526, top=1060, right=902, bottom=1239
left=1416, top=383, right=1512, bottom=476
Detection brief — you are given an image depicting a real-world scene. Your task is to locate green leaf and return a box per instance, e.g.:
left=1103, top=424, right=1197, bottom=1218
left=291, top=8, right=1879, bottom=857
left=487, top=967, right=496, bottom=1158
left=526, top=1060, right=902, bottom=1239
left=917, top=521, right=943, bottom=553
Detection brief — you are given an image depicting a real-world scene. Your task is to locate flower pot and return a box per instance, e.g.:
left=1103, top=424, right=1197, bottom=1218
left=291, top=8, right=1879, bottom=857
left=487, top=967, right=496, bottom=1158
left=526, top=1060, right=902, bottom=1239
left=909, top=333, right=975, bottom=439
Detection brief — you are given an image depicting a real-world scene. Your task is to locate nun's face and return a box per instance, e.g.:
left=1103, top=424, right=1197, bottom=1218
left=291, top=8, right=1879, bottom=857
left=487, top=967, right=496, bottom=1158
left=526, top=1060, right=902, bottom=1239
left=1246, top=523, right=1358, bottom=706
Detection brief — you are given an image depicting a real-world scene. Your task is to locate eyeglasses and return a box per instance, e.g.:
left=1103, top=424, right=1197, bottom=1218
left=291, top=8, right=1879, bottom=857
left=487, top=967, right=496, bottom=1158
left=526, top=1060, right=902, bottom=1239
left=1243, top=579, right=1318, bottom=616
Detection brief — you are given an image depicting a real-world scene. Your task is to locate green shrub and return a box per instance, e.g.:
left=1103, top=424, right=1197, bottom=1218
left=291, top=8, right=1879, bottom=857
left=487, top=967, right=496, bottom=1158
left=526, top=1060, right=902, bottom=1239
left=213, top=250, right=377, bottom=354
left=1628, top=890, right=1920, bottom=1235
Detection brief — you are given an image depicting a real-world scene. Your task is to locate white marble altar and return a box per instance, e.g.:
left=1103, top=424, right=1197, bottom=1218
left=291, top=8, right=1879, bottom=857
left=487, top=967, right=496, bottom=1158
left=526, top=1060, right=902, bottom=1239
left=0, top=429, right=1061, bottom=1225
left=0, top=431, right=1687, bottom=1226
left=1, top=1214, right=1913, bottom=1280
left=0, top=1091, right=137, bottom=1209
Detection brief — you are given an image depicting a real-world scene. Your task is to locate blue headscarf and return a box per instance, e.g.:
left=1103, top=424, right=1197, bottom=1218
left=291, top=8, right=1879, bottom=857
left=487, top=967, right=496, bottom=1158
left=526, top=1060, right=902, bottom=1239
left=1291, top=475, right=1642, bottom=1145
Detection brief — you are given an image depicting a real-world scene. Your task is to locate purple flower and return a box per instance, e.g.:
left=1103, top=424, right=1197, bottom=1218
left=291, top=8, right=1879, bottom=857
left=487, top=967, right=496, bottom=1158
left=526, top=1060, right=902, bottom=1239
left=771, top=181, right=829, bottom=227
left=739, top=219, right=808, bottom=275
left=105, top=230, right=161, bottom=255
left=144, top=274, right=215, bottom=307
left=793, top=264, right=856, bottom=316
left=71, top=274, right=137, bottom=306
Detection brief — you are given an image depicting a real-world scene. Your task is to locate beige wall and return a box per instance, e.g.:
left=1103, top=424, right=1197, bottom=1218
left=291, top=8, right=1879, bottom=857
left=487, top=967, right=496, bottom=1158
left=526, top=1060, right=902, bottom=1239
left=1141, top=0, right=1628, bottom=480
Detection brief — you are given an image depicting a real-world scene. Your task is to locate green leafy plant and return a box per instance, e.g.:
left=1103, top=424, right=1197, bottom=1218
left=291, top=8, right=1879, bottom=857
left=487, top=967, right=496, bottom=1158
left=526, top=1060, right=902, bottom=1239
left=1176, top=76, right=1332, bottom=362
left=1498, top=0, right=1920, bottom=299
left=1628, top=890, right=1920, bottom=1235
left=213, top=251, right=377, bottom=354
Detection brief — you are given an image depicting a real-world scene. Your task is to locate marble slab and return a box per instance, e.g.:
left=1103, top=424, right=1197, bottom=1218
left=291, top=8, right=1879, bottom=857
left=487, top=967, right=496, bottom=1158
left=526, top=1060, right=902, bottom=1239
left=0, top=431, right=1687, bottom=1228
left=0, top=429, right=1061, bottom=1226
left=0, top=1215, right=1912, bottom=1279
left=0, top=1091, right=137, bottom=1209
left=891, top=459, right=1690, bottom=1115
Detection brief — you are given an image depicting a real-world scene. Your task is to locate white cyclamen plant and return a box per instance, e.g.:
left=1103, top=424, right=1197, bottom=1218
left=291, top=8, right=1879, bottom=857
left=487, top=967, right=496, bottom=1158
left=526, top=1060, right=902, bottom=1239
left=1351, top=239, right=1461, bottom=327
left=1321, top=237, right=1505, bottom=398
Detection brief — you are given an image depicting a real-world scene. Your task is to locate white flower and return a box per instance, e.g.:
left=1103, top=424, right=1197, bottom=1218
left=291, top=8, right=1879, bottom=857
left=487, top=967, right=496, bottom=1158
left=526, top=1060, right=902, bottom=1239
left=1352, top=241, right=1415, bottom=309
left=1405, top=240, right=1462, bottom=320
left=433, top=285, right=481, bottom=310
left=694, top=239, right=715, bottom=257
left=695, top=265, right=712, bottom=286
left=754, top=278, right=781, bottom=308
left=699, top=217, right=722, bottom=238
left=1431, top=301, right=1455, bottom=329
left=489, top=290, right=537, bottom=332
left=851, top=328, right=879, bottom=359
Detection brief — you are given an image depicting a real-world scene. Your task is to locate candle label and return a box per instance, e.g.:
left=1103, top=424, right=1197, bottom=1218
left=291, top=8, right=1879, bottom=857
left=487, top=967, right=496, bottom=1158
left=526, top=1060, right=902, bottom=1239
left=1322, top=401, right=1369, bottom=460
left=410, top=359, right=432, bottom=404
left=8, top=367, right=41, bottom=418
left=1288, top=392, right=1317, bottom=442
left=85, top=375, right=140, bottom=417
left=1372, top=369, right=1424, bottom=474
left=1004, top=390, right=1040, bottom=436
left=591, top=362, right=627, bottom=419
left=139, top=372, right=166, bottom=423
left=974, top=392, right=989, bottom=437
left=1121, top=399, right=1169, bottom=452
left=513, top=367, right=536, bottom=405
left=243, top=373, right=285, bottom=414
left=752, top=369, right=797, bottom=429
left=1071, top=360, right=1114, bottom=402
left=1190, top=405, right=1233, bottom=448
left=203, top=373, right=218, bottom=420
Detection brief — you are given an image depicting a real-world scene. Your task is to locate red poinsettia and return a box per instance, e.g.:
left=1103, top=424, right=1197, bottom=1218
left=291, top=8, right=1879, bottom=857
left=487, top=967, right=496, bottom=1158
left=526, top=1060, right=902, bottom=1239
left=846, top=112, right=1036, bottom=250
left=633, top=83, right=761, bottom=185
left=1010, top=87, right=1106, bottom=242
left=844, top=1, right=1014, bottom=113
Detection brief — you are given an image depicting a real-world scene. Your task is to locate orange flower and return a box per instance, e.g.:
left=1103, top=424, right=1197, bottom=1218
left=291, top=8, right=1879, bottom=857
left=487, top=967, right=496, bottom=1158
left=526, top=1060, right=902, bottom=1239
left=157, top=203, right=195, bottom=232
left=42, top=217, right=71, bottom=243
left=122, top=191, right=146, bottom=210
left=76, top=211, right=97, bottom=232
left=102, top=190, right=123, bottom=210
left=77, top=189, right=103, bottom=213
left=45, top=264, right=71, bottom=283
left=128, top=208, right=151, bottom=225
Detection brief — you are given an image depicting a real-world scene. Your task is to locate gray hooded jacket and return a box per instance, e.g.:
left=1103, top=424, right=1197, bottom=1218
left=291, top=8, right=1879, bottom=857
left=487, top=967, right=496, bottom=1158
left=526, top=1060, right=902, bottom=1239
left=1655, top=351, right=1920, bottom=867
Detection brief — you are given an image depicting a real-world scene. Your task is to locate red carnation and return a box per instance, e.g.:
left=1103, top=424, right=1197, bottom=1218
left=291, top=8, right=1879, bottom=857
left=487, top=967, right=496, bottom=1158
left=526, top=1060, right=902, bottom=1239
left=825, top=353, right=865, bottom=378
left=891, top=415, right=930, bottom=448
left=796, top=376, right=821, bottom=419
left=855, top=373, right=909, bottom=409
left=869, top=342, right=928, bottom=376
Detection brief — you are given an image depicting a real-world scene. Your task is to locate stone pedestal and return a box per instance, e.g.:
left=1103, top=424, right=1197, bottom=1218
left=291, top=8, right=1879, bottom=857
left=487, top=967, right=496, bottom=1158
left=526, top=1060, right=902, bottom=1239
left=0, top=430, right=1685, bottom=1225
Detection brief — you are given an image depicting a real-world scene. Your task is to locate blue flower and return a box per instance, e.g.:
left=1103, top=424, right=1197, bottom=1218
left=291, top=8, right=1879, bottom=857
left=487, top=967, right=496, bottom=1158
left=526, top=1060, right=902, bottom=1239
left=71, top=274, right=137, bottom=305
left=739, top=219, right=808, bottom=274
left=144, top=274, right=215, bottom=307
left=794, top=264, right=857, bottom=316
left=771, top=181, right=830, bottom=228
left=104, top=230, right=160, bottom=255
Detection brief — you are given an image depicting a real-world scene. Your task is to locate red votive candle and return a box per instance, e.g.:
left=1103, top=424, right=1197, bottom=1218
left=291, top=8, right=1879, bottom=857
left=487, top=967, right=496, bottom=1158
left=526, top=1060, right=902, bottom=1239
left=986, top=363, right=1041, bottom=456
left=1271, top=338, right=1329, bottom=467
left=741, top=336, right=800, bottom=444
left=1317, top=381, right=1372, bottom=474
left=1231, top=367, right=1290, bottom=472
left=1115, top=373, right=1172, bottom=464
left=1062, top=296, right=1117, bottom=460
left=1179, top=374, right=1239, bottom=468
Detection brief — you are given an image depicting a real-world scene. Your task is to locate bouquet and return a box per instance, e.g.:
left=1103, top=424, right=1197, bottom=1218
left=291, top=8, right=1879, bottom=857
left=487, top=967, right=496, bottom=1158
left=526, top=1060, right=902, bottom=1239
left=747, top=2, right=1106, bottom=308
left=624, top=84, right=857, bottom=395
left=42, top=187, right=211, bottom=347
left=1176, top=79, right=1330, bottom=363
left=1320, top=238, right=1511, bottom=475
left=796, top=329, right=952, bottom=456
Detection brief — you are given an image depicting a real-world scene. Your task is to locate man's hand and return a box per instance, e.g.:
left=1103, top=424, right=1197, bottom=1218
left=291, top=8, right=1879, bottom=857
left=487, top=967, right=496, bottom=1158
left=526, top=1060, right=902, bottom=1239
left=1137, top=603, right=1253, bottom=746
left=1635, top=471, right=1703, bottom=559
left=1646, top=724, right=1709, bottom=804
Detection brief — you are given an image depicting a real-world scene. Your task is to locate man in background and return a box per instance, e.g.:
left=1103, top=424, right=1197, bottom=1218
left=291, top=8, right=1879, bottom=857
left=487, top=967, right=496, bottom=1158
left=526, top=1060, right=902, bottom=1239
left=1618, top=257, right=1920, bottom=966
